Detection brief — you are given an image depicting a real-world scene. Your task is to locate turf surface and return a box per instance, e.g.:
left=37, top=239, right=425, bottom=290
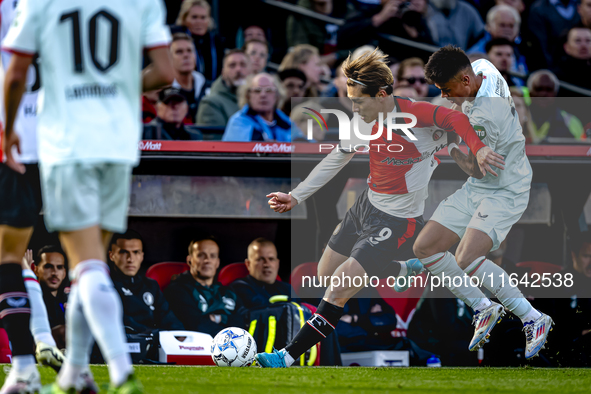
left=2, top=365, right=590, bottom=393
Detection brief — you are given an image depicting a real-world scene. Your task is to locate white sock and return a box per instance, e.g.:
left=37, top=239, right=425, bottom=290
left=58, top=283, right=94, bottom=390
left=22, top=269, right=56, bottom=347
left=421, top=252, right=491, bottom=311
left=521, top=307, right=542, bottom=323
left=12, top=355, right=35, bottom=372
left=76, top=260, right=132, bottom=387
left=464, top=257, right=540, bottom=322
left=281, top=348, right=295, bottom=367
left=398, top=262, right=408, bottom=277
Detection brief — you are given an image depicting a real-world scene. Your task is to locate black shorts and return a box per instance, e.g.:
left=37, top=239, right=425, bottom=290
left=0, top=163, right=42, bottom=228
left=328, top=189, right=424, bottom=278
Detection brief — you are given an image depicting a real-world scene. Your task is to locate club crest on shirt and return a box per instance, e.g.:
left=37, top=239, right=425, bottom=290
left=474, top=125, right=487, bottom=140
left=432, top=129, right=444, bottom=141
left=143, top=292, right=154, bottom=309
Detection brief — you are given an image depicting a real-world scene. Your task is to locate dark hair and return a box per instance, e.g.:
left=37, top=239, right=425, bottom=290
left=278, top=68, right=307, bottom=84
left=342, top=48, right=394, bottom=97
left=110, top=229, right=144, bottom=250
left=424, top=45, right=472, bottom=86
left=37, top=245, right=66, bottom=265
left=485, top=38, right=514, bottom=54
left=224, top=48, right=247, bottom=62
left=188, top=237, right=219, bottom=255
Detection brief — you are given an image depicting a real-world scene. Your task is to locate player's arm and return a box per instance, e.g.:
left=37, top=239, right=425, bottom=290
left=446, top=132, right=484, bottom=179
left=2, top=53, right=33, bottom=173
left=409, top=101, right=505, bottom=177
left=267, top=147, right=356, bottom=213
left=142, top=47, right=175, bottom=92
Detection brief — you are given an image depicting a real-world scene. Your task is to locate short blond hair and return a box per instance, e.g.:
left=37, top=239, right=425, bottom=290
left=342, top=48, right=394, bottom=96
left=238, top=73, right=285, bottom=109
left=176, top=0, right=214, bottom=31
left=247, top=238, right=276, bottom=260
left=278, top=44, right=319, bottom=71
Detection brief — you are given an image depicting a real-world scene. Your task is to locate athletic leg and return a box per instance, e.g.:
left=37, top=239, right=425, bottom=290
left=59, top=226, right=133, bottom=387
left=257, top=257, right=366, bottom=368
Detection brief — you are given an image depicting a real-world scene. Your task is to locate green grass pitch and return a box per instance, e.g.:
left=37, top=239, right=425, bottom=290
left=2, top=365, right=590, bottom=393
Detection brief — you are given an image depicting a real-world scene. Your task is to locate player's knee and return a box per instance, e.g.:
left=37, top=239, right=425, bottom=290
left=413, top=238, right=433, bottom=259
left=454, top=251, right=472, bottom=270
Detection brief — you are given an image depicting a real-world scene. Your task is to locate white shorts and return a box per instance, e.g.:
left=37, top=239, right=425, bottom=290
left=40, top=162, right=132, bottom=233
left=429, top=182, right=529, bottom=251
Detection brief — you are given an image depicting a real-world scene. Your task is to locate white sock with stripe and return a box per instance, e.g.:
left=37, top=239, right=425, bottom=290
left=421, top=252, right=491, bottom=312
left=464, top=257, right=541, bottom=323
left=22, top=269, right=56, bottom=346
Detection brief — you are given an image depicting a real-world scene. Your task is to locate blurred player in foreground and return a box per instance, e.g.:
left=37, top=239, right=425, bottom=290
left=2, top=0, right=174, bottom=392
left=414, top=45, right=553, bottom=359
left=256, top=49, right=504, bottom=368
left=0, top=0, right=66, bottom=391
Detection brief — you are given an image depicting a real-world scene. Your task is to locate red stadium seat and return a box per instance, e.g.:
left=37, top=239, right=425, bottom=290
left=146, top=262, right=189, bottom=291
left=218, top=262, right=281, bottom=286
left=375, top=272, right=428, bottom=338
left=516, top=261, right=563, bottom=276
left=290, top=262, right=318, bottom=297
left=0, top=328, right=11, bottom=363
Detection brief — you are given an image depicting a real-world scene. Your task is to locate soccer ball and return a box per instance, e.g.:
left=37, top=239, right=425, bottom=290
left=211, top=327, right=257, bottom=367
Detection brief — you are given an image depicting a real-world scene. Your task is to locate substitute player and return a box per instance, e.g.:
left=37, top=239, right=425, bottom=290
left=256, top=49, right=505, bottom=368
left=413, top=45, right=553, bottom=359
left=2, top=0, right=174, bottom=392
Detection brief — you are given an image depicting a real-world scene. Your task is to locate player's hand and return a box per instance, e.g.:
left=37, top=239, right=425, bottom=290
left=2, top=131, right=25, bottom=174
left=372, top=0, right=400, bottom=26
left=22, top=249, right=34, bottom=270
left=476, top=146, right=505, bottom=177
left=266, top=192, right=297, bottom=214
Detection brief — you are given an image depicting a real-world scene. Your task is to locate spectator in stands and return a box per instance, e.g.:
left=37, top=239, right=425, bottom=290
left=496, top=0, right=524, bottom=13
left=278, top=69, right=307, bottom=116
left=468, top=5, right=528, bottom=74
left=230, top=238, right=296, bottom=310
left=196, top=49, right=250, bottom=127
left=109, top=230, right=184, bottom=334
left=556, top=27, right=591, bottom=91
left=425, top=0, right=484, bottom=49
left=223, top=73, right=295, bottom=142
left=528, top=0, right=581, bottom=69
left=286, top=0, right=351, bottom=67
left=394, top=86, right=419, bottom=99
left=341, top=0, right=435, bottom=62
left=34, top=245, right=68, bottom=348
left=510, top=86, right=535, bottom=143
left=527, top=70, right=586, bottom=142
left=580, top=0, right=591, bottom=29
left=485, top=38, right=524, bottom=86
left=142, top=90, right=159, bottom=124
left=165, top=239, right=245, bottom=336
left=396, top=57, right=429, bottom=98
left=170, top=33, right=207, bottom=123
left=173, top=0, right=226, bottom=82
left=243, top=23, right=267, bottom=42
left=143, top=88, right=203, bottom=140
left=244, top=39, right=269, bottom=75
left=279, top=44, right=323, bottom=97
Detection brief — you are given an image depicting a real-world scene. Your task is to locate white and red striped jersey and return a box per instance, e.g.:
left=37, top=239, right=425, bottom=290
left=0, top=0, right=40, bottom=163
left=291, top=96, right=486, bottom=218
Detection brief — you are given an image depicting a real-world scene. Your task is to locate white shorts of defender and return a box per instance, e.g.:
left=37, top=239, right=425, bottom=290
left=429, top=182, right=529, bottom=252
left=39, top=162, right=132, bottom=233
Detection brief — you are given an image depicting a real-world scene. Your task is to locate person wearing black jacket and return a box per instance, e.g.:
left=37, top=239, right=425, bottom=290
left=109, top=230, right=183, bottom=334
left=164, top=239, right=245, bottom=337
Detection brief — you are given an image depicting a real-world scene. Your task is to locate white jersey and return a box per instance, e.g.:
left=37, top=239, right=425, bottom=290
left=2, top=0, right=171, bottom=166
left=461, top=59, right=532, bottom=194
left=1, top=0, right=39, bottom=163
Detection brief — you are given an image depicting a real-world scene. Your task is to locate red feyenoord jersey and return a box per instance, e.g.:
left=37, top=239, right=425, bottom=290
left=367, top=97, right=486, bottom=195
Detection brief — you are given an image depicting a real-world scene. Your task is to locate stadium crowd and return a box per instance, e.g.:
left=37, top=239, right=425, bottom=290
left=139, top=0, right=591, bottom=143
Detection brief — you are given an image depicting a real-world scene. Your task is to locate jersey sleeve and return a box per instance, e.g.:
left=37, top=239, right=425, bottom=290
left=468, top=99, right=500, bottom=151
left=402, top=100, right=486, bottom=155
left=2, top=0, right=39, bottom=56
left=142, top=0, right=171, bottom=49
